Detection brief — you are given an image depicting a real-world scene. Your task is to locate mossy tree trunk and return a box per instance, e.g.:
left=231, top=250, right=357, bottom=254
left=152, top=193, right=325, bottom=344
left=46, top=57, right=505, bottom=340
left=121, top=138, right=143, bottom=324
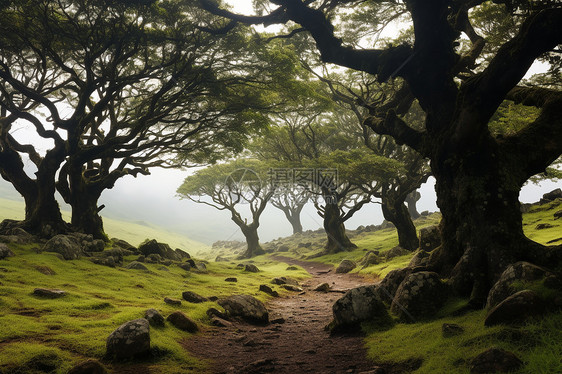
left=322, top=198, right=357, bottom=253
left=381, top=195, right=418, bottom=252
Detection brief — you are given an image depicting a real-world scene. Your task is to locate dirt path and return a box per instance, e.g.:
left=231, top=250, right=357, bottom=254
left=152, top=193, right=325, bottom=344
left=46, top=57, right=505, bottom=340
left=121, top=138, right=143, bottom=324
left=185, top=256, right=383, bottom=374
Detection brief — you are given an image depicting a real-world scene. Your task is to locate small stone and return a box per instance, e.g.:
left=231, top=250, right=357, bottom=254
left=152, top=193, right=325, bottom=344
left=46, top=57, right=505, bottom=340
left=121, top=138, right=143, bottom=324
left=211, top=316, right=233, bottom=328
left=206, top=307, right=228, bottom=320
left=33, top=288, right=66, bottom=298
left=33, top=265, right=56, bottom=275
left=335, top=259, right=356, bottom=274
left=313, top=283, right=331, bottom=292
left=270, top=313, right=286, bottom=324
left=182, top=291, right=208, bottom=303
left=271, top=277, right=287, bottom=285
left=259, top=284, right=279, bottom=297
left=225, top=277, right=238, bottom=282
left=281, top=284, right=303, bottom=292
left=442, top=323, right=464, bottom=338
left=167, top=311, right=198, bottom=333
left=164, top=297, right=182, bottom=306
left=244, top=264, right=260, bottom=273
left=144, top=309, right=165, bottom=327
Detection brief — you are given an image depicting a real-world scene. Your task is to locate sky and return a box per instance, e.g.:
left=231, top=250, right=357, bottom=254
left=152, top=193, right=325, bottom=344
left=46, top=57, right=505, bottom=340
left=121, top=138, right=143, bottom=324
left=1, top=1, right=560, bottom=245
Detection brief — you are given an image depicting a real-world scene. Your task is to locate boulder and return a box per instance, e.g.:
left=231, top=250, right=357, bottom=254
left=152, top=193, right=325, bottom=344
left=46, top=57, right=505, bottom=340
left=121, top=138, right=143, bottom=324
left=217, top=295, right=269, bottom=325
left=126, top=261, right=149, bottom=271
left=484, top=290, right=546, bottom=326
left=278, top=244, right=290, bottom=252
left=145, top=253, right=162, bottom=264
left=167, top=311, right=198, bottom=333
left=178, top=263, right=192, bottom=271
left=259, top=284, right=279, bottom=297
left=42, top=235, right=82, bottom=260
left=138, top=239, right=180, bottom=261
left=175, top=248, right=190, bottom=259
left=244, top=264, right=260, bottom=273
left=90, top=257, right=116, bottom=268
left=418, top=225, right=441, bottom=252
left=542, top=188, right=562, bottom=202
left=225, top=277, right=238, bottom=282
left=332, top=285, right=389, bottom=330
left=144, top=309, right=165, bottom=327
left=442, top=323, right=464, bottom=338
left=408, top=250, right=430, bottom=268
left=0, top=244, right=15, bottom=260
left=67, top=359, right=108, bottom=374
left=106, top=319, right=150, bottom=360
left=33, top=288, right=66, bottom=298
left=335, top=259, right=356, bottom=274
left=359, top=251, right=382, bottom=268
left=385, top=246, right=409, bottom=260
left=83, top=239, right=105, bottom=253
left=469, top=348, right=523, bottom=373
left=193, top=262, right=208, bottom=273
left=390, top=271, right=448, bottom=321
left=271, top=277, right=287, bottom=285
left=182, top=291, right=207, bottom=303
left=376, top=267, right=413, bottom=303
left=486, top=261, right=551, bottom=309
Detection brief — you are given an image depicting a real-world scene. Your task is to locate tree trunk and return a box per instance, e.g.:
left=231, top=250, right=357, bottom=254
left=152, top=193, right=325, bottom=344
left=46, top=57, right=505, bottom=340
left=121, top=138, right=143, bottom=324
left=405, top=191, right=421, bottom=219
left=282, top=208, right=303, bottom=235
left=240, top=223, right=265, bottom=258
left=323, top=201, right=356, bottom=253
left=428, top=137, right=550, bottom=307
left=381, top=197, right=419, bottom=251
left=70, top=193, right=106, bottom=240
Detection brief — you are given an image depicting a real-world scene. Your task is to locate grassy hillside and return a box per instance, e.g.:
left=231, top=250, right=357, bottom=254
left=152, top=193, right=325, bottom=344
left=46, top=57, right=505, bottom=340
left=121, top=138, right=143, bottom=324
left=0, top=197, right=210, bottom=255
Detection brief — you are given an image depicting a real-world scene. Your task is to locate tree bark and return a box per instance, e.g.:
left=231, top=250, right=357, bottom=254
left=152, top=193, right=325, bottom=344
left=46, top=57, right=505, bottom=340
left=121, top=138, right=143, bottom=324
left=239, top=223, right=265, bottom=258
left=279, top=206, right=303, bottom=235
left=381, top=197, right=419, bottom=252
left=322, top=200, right=356, bottom=253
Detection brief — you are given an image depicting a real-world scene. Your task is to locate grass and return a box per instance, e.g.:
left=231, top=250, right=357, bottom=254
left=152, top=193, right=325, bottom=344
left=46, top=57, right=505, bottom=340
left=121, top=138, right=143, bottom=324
left=0, top=242, right=308, bottom=373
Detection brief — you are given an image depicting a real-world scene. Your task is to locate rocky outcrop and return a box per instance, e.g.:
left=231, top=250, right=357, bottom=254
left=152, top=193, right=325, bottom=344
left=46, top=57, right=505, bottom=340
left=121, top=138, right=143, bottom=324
left=0, top=244, right=15, bottom=260
left=332, top=285, right=389, bottom=330
left=106, top=319, right=150, bottom=360
left=335, top=260, right=356, bottom=274
left=390, top=271, right=448, bottom=321
left=138, top=239, right=181, bottom=261
left=217, top=295, right=269, bottom=325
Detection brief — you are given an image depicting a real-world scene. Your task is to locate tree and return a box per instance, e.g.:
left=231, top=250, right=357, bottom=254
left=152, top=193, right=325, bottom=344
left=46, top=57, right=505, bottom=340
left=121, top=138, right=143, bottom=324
left=0, top=0, right=287, bottom=238
left=177, top=159, right=274, bottom=258
left=200, top=0, right=562, bottom=304
left=269, top=185, right=309, bottom=234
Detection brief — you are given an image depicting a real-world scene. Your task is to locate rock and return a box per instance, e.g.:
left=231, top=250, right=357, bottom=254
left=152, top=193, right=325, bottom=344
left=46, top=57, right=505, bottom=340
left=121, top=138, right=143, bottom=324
left=138, top=239, right=181, bottom=261
left=335, top=259, right=356, bottom=274
left=215, top=255, right=229, bottom=262
left=111, top=238, right=137, bottom=252
left=90, top=257, right=116, bottom=268
left=144, top=309, right=165, bottom=327
left=83, top=239, right=105, bottom=253
left=67, top=359, right=108, bottom=374
left=278, top=244, right=289, bottom=252
left=359, top=252, right=381, bottom=267
left=281, top=284, right=303, bottom=292
left=554, top=210, right=562, bottom=219
left=206, top=307, right=228, bottom=320
left=470, top=348, right=523, bottom=373
left=225, top=277, right=238, bottom=282
left=385, top=246, right=409, bottom=260
left=164, top=297, right=182, bottom=306
left=408, top=250, right=430, bottom=268
left=158, top=266, right=170, bottom=272
left=182, top=291, right=208, bottom=303
left=332, top=285, right=389, bottom=330
left=126, top=261, right=149, bottom=271
left=217, top=295, right=269, bottom=325
left=484, top=290, right=546, bottom=326
left=542, top=188, right=562, bottom=202
left=486, top=261, right=551, bottom=309
left=271, top=277, right=287, bottom=285
left=298, top=242, right=312, bottom=248
left=442, top=323, right=464, bottom=338
left=175, top=248, right=190, bottom=259
left=106, top=319, right=150, bottom=360
left=244, top=264, right=260, bottom=273
left=145, top=253, right=162, bottom=264
left=193, top=262, right=208, bottom=273
left=419, top=225, right=441, bottom=252
left=376, top=267, right=413, bottom=303
left=259, top=284, right=279, bottom=297
left=167, top=311, right=198, bottom=333
left=42, top=235, right=82, bottom=260
left=535, top=223, right=554, bottom=230
left=313, top=283, right=331, bottom=292
left=33, top=265, right=56, bottom=275
left=286, top=265, right=299, bottom=270
left=236, top=263, right=245, bottom=269
left=178, top=263, right=192, bottom=271
left=390, top=271, right=448, bottom=321
left=33, top=288, right=66, bottom=298
left=0, top=244, right=15, bottom=260
left=211, top=316, right=233, bottom=328
left=270, top=312, right=286, bottom=324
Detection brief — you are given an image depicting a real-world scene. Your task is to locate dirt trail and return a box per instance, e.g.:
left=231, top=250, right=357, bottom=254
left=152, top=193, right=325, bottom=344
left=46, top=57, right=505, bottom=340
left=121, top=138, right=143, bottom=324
left=185, top=256, right=383, bottom=374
